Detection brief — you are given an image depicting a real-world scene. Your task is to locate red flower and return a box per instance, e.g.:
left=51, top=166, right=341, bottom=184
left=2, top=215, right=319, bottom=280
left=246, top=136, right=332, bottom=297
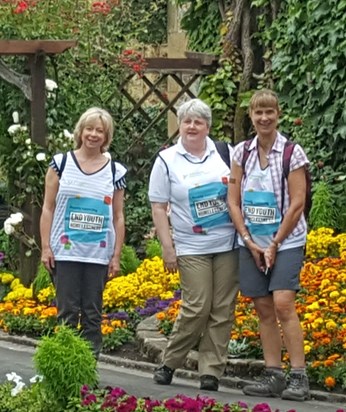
left=91, top=1, right=111, bottom=15
left=13, top=0, right=29, bottom=14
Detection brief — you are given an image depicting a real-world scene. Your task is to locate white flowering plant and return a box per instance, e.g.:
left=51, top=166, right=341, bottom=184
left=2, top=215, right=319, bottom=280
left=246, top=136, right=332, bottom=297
left=0, top=117, right=74, bottom=209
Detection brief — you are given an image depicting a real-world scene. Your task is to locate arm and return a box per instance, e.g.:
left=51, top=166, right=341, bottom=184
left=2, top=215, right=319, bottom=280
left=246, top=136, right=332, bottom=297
left=40, top=167, right=59, bottom=272
left=108, top=188, right=125, bottom=278
left=264, top=166, right=306, bottom=267
left=151, top=202, right=177, bottom=273
left=228, top=160, right=266, bottom=271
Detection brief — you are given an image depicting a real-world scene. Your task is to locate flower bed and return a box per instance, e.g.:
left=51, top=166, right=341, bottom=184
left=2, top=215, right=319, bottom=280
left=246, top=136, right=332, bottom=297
left=0, top=228, right=345, bottom=392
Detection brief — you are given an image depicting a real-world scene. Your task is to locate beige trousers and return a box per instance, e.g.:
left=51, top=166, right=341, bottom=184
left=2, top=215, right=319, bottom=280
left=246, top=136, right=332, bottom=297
left=163, top=249, right=239, bottom=379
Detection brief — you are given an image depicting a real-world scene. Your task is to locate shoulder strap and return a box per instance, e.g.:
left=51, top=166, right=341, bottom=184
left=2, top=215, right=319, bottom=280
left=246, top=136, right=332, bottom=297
left=241, top=138, right=253, bottom=175
left=214, top=141, right=230, bottom=168
left=57, top=153, right=67, bottom=179
left=111, top=161, right=116, bottom=184
left=280, top=141, right=296, bottom=216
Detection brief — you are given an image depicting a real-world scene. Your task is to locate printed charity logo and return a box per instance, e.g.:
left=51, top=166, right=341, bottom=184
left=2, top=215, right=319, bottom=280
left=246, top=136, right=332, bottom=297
left=244, top=206, right=276, bottom=224
left=65, top=197, right=110, bottom=243
left=195, top=198, right=227, bottom=218
left=69, top=212, right=104, bottom=232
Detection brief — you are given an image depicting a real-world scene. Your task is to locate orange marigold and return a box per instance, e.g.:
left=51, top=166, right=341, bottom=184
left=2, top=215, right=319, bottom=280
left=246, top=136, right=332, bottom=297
left=324, top=376, right=336, bottom=388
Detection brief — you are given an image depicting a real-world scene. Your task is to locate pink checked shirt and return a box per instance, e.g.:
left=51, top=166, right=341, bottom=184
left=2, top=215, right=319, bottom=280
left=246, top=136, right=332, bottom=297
left=233, top=132, right=309, bottom=238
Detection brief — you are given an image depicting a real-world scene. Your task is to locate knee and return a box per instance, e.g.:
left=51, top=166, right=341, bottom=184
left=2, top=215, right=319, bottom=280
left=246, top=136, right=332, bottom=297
left=274, top=301, right=297, bottom=322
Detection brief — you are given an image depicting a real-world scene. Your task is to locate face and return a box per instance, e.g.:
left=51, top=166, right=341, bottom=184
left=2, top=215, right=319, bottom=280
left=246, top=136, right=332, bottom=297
left=81, top=118, right=107, bottom=151
left=250, top=106, right=279, bottom=137
left=179, top=116, right=209, bottom=144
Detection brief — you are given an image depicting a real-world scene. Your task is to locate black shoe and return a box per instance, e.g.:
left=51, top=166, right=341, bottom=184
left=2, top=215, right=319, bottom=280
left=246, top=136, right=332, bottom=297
left=200, top=375, right=219, bottom=391
left=153, top=365, right=175, bottom=385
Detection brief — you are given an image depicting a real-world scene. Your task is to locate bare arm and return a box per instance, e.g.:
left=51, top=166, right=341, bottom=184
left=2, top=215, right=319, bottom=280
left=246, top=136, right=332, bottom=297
left=108, top=188, right=125, bottom=277
left=40, top=168, right=59, bottom=272
left=151, top=201, right=177, bottom=273
left=228, top=160, right=266, bottom=271
left=264, top=166, right=306, bottom=267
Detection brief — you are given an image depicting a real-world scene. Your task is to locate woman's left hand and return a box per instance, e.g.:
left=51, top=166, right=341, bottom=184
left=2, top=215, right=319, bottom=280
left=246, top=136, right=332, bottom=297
left=107, top=256, right=121, bottom=281
left=264, top=243, right=278, bottom=269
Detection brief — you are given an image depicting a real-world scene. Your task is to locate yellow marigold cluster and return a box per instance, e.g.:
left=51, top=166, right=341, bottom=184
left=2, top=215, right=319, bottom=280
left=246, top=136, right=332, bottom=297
left=305, top=227, right=346, bottom=259
left=36, top=284, right=56, bottom=304
left=103, top=256, right=180, bottom=311
left=3, top=278, right=33, bottom=301
left=0, top=272, right=15, bottom=284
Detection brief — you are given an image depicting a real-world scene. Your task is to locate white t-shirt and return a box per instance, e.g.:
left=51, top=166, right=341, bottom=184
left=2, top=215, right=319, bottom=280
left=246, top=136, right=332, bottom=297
left=148, top=136, right=237, bottom=256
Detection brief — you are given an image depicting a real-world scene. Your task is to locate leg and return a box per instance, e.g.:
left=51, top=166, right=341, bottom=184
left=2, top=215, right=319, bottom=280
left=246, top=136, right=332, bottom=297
left=154, top=255, right=213, bottom=385
left=198, top=250, right=239, bottom=379
left=53, top=261, right=82, bottom=328
left=80, top=263, right=108, bottom=359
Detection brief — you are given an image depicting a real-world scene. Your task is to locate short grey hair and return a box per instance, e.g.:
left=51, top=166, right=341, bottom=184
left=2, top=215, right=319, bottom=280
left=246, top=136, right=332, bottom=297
left=177, top=99, right=212, bottom=127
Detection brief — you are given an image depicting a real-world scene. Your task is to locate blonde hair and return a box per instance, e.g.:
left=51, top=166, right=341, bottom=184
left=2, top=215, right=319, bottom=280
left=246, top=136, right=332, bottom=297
left=73, top=107, right=114, bottom=153
left=249, top=89, right=280, bottom=114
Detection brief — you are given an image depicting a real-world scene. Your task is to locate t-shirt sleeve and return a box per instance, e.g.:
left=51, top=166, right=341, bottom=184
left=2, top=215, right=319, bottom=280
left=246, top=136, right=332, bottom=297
left=49, top=153, right=64, bottom=176
left=148, top=156, right=170, bottom=203
left=290, top=144, right=309, bottom=172
left=232, top=141, right=245, bottom=167
left=113, top=162, right=127, bottom=190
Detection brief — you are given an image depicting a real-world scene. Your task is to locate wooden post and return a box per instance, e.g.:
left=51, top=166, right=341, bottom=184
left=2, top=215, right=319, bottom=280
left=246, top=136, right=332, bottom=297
left=0, top=40, right=76, bottom=285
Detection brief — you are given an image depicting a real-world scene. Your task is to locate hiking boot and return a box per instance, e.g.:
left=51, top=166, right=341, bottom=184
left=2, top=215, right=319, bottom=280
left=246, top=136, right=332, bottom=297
left=200, top=375, right=219, bottom=391
left=281, top=372, right=310, bottom=401
left=243, top=369, right=286, bottom=397
left=153, top=365, right=174, bottom=385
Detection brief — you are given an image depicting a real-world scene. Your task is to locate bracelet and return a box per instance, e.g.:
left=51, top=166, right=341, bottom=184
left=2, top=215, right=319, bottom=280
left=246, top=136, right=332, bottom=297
left=271, top=239, right=282, bottom=249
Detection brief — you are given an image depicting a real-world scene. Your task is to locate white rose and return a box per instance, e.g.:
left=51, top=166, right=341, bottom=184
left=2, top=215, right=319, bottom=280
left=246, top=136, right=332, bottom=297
left=103, top=151, right=111, bottom=159
left=45, top=79, right=58, bottom=91
left=10, top=212, right=24, bottom=225
left=25, top=138, right=31, bottom=145
left=7, top=124, right=21, bottom=135
left=36, top=152, right=46, bottom=161
left=12, top=111, right=19, bottom=124
left=4, top=220, right=14, bottom=235
left=63, top=129, right=73, bottom=139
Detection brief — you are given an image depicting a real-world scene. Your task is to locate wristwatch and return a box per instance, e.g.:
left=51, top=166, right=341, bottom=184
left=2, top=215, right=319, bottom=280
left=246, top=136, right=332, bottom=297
left=243, top=234, right=251, bottom=243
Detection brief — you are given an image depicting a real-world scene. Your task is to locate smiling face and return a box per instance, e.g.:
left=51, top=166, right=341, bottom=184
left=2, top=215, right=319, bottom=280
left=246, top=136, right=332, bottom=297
left=179, top=116, right=210, bottom=144
left=80, top=118, right=106, bottom=151
left=249, top=89, right=280, bottom=139
left=250, top=106, right=279, bottom=138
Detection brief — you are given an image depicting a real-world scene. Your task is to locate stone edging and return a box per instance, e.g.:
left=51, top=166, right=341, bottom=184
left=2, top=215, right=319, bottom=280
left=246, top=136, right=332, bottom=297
left=0, top=319, right=346, bottom=405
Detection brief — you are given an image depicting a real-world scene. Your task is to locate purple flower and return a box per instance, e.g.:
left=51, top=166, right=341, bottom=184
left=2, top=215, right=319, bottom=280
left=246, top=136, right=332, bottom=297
left=252, top=403, right=272, bottom=412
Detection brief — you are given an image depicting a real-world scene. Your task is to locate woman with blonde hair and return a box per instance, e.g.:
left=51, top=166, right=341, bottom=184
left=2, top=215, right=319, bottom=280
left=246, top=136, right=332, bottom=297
left=40, top=107, right=127, bottom=358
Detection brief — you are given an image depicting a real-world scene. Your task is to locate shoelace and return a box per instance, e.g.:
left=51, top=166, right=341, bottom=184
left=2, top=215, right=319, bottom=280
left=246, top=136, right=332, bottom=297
left=288, top=373, right=304, bottom=390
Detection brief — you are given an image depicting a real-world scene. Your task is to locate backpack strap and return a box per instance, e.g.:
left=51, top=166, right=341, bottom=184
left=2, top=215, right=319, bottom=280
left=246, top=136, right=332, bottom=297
left=57, top=153, right=67, bottom=179
left=111, top=161, right=116, bottom=184
left=214, top=141, right=230, bottom=168
left=241, top=138, right=253, bottom=177
left=280, top=141, right=295, bottom=217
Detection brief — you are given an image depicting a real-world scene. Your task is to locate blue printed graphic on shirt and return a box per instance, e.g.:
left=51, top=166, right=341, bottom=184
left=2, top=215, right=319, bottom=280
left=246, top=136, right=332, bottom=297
left=243, top=191, right=281, bottom=235
left=64, top=197, right=110, bottom=243
left=189, top=182, right=229, bottom=229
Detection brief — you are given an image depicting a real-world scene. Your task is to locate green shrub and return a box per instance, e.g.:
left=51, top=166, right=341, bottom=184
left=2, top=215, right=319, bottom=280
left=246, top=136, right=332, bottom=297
left=145, top=238, right=162, bottom=259
left=32, top=263, right=52, bottom=297
left=309, top=181, right=338, bottom=230
left=120, top=245, right=140, bottom=275
left=33, top=326, right=98, bottom=409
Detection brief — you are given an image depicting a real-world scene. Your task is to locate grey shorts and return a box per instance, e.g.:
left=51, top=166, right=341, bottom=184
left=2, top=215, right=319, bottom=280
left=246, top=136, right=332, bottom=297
left=239, top=246, right=304, bottom=298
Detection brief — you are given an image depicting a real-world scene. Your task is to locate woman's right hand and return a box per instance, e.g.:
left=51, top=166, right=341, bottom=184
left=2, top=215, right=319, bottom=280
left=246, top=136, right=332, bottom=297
left=41, top=247, right=55, bottom=273
left=247, top=241, right=266, bottom=272
left=162, top=246, right=178, bottom=273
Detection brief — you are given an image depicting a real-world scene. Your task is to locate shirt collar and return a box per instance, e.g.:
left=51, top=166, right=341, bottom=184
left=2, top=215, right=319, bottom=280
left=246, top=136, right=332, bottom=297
left=176, top=135, right=214, bottom=156
left=250, top=131, right=288, bottom=153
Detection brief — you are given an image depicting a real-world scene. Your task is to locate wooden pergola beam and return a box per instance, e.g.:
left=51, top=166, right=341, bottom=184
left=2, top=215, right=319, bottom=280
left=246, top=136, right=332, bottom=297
left=0, top=40, right=77, bottom=55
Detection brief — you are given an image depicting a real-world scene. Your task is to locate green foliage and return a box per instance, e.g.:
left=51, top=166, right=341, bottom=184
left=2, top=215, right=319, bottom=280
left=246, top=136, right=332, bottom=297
left=145, top=238, right=162, bottom=259
left=120, top=245, right=140, bottom=275
left=262, top=0, right=346, bottom=170
left=1, top=313, right=57, bottom=337
left=173, top=0, right=225, bottom=52
left=32, top=264, right=52, bottom=297
left=309, top=181, right=339, bottom=230
left=199, top=59, right=238, bottom=142
left=0, top=228, right=19, bottom=273
left=0, top=382, right=57, bottom=412
left=102, top=328, right=135, bottom=353
left=33, top=325, right=98, bottom=408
